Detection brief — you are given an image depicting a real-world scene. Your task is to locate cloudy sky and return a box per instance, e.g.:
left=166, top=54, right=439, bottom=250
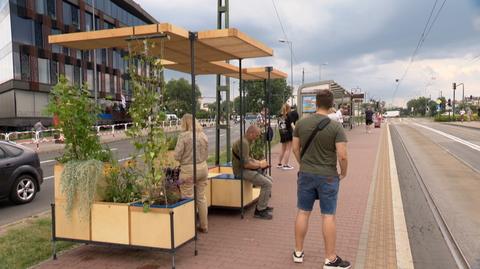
left=136, top=0, right=480, bottom=107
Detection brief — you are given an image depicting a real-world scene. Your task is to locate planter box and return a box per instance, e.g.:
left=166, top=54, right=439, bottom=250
left=91, top=202, right=130, bottom=245
left=210, top=174, right=261, bottom=208
left=129, top=199, right=195, bottom=249
left=54, top=200, right=90, bottom=241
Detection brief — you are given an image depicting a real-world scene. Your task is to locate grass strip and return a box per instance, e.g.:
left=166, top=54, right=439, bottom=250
left=0, top=217, right=76, bottom=269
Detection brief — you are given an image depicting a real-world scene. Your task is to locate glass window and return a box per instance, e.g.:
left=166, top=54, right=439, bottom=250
left=12, top=15, right=34, bottom=45
left=95, top=17, right=100, bottom=30
left=20, top=53, right=30, bottom=81
left=50, top=61, right=58, bottom=84
left=64, top=64, right=74, bottom=85
left=74, top=65, right=81, bottom=86
left=87, top=69, right=94, bottom=91
left=2, top=144, right=23, bottom=157
left=63, top=2, right=72, bottom=26
left=47, top=0, right=56, bottom=18
left=13, top=52, right=21, bottom=80
left=38, top=58, right=50, bottom=84
left=85, top=12, right=93, bottom=31
left=105, top=73, right=110, bottom=93
left=71, top=5, right=79, bottom=28
left=35, top=22, right=43, bottom=48
left=36, top=0, right=45, bottom=14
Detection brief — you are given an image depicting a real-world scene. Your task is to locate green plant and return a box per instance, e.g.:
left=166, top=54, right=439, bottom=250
left=103, top=164, right=142, bottom=203
left=126, top=40, right=178, bottom=210
left=61, top=160, right=104, bottom=218
left=251, top=135, right=266, bottom=160
left=45, top=76, right=110, bottom=163
left=166, top=134, right=179, bottom=151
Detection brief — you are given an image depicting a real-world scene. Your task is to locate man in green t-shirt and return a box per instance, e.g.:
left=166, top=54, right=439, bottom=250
left=291, top=90, right=350, bottom=269
left=232, top=125, right=273, bottom=220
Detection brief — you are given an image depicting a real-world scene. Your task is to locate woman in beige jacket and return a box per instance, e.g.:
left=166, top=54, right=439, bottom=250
left=174, top=114, right=209, bottom=233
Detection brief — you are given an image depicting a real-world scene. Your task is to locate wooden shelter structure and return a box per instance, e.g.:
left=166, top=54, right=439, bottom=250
left=48, top=23, right=276, bottom=268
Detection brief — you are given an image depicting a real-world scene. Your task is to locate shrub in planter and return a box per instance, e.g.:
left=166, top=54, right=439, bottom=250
left=46, top=76, right=111, bottom=237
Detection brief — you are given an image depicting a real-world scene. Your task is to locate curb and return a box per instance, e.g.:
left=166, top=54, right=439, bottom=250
left=443, top=122, right=480, bottom=131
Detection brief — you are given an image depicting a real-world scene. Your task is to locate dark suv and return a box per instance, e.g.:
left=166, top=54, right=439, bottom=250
left=0, top=142, right=43, bottom=204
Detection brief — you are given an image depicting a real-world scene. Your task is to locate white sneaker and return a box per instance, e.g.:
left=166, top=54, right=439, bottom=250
left=292, top=251, right=304, bottom=263
left=282, top=165, right=294, bottom=170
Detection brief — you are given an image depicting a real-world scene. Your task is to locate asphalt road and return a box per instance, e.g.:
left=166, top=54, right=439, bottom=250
left=0, top=124, right=244, bottom=226
left=389, top=118, right=480, bottom=268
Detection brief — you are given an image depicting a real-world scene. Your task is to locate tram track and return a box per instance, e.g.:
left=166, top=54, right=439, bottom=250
left=391, top=126, right=471, bottom=269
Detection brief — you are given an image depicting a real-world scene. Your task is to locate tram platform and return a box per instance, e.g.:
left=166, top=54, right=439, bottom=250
left=35, top=124, right=411, bottom=269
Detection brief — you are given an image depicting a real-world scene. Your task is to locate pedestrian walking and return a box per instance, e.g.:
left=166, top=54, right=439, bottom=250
left=232, top=125, right=274, bottom=219
left=277, top=104, right=295, bottom=170
left=292, top=89, right=350, bottom=268
left=365, top=106, right=374, bottom=133
left=175, top=113, right=210, bottom=233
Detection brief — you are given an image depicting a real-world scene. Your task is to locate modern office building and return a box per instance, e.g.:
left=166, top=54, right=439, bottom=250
left=0, top=0, right=157, bottom=131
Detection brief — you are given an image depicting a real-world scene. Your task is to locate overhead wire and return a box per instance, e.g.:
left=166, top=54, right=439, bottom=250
left=392, top=0, right=447, bottom=100
left=271, top=0, right=299, bottom=64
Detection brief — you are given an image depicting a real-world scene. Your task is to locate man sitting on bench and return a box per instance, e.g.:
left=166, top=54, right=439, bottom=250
left=232, top=125, right=274, bottom=220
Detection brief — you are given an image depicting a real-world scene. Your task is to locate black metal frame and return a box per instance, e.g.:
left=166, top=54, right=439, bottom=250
left=50, top=31, right=201, bottom=269
left=50, top=202, right=196, bottom=269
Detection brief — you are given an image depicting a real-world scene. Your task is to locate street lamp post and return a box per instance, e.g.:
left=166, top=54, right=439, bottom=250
left=319, top=62, right=328, bottom=81
left=279, top=39, right=293, bottom=104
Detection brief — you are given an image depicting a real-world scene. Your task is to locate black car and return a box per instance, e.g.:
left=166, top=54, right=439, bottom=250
left=0, top=141, right=43, bottom=204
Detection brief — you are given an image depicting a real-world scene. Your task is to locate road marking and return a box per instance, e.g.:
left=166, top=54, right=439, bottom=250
left=111, top=148, right=118, bottom=151
left=43, top=176, right=54, bottom=180
left=387, top=124, right=414, bottom=269
left=414, top=123, right=480, bottom=152
left=118, top=156, right=133, bottom=162
left=40, top=160, right=55, bottom=164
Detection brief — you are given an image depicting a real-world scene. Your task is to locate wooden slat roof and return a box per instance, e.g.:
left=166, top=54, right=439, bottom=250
left=225, top=67, right=288, bottom=81
left=48, top=23, right=273, bottom=69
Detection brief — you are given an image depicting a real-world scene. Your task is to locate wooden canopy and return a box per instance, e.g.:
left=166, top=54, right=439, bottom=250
left=225, top=67, right=288, bottom=81
left=48, top=23, right=273, bottom=69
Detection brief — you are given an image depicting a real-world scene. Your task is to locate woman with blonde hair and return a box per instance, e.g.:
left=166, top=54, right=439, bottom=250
left=277, top=103, right=294, bottom=170
left=174, top=113, right=209, bottom=233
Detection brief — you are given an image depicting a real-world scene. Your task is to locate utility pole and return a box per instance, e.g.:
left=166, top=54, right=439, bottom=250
left=453, top=83, right=456, bottom=117
left=216, top=0, right=231, bottom=164
left=302, top=68, right=305, bottom=85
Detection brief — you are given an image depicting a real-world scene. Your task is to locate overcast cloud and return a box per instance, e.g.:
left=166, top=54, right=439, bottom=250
left=136, top=0, right=480, bottom=106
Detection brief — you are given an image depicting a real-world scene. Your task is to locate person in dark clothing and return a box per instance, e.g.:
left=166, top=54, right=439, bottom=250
left=277, top=103, right=299, bottom=170
left=365, top=106, right=374, bottom=133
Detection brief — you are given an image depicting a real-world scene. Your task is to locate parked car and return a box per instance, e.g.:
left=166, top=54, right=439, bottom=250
left=0, top=141, right=43, bottom=204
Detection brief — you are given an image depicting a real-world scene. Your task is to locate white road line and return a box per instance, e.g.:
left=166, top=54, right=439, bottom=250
left=43, top=176, right=54, bottom=180
left=111, top=148, right=118, bottom=151
left=40, top=160, right=55, bottom=164
left=414, top=123, right=480, bottom=152
left=388, top=124, right=414, bottom=269
left=118, top=156, right=133, bottom=162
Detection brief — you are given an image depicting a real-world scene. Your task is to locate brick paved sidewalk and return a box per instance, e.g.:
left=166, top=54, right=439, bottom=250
left=35, top=126, right=383, bottom=269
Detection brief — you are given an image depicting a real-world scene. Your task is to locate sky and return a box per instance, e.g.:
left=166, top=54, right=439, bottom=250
left=135, top=0, right=480, bottom=107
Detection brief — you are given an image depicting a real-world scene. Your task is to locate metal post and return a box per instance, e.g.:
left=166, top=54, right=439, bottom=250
left=51, top=204, right=57, bottom=260
left=92, top=0, right=98, bottom=104
left=453, top=87, right=456, bottom=118
left=189, top=31, right=199, bottom=253
left=239, top=58, right=244, bottom=219
left=169, top=211, right=176, bottom=269
left=263, top=79, right=268, bottom=159
left=266, top=67, right=273, bottom=176
left=216, top=0, right=231, bottom=165
left=289, top=43, right=293, bottom=104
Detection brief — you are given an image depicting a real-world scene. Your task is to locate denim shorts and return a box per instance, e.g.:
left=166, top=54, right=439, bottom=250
left=297, top=171, right=339, bottom=214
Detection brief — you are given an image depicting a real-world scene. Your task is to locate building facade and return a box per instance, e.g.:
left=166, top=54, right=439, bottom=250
left=0, top=0, right=156, bottom=131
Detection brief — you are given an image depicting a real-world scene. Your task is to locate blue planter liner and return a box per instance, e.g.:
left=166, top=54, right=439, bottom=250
left=130, top=198, right=194, bottom=209
left=212, top=173, right=238, bottom=180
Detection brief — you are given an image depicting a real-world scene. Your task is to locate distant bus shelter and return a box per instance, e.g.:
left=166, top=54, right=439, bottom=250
left=297, top=80, right=351, bottom=117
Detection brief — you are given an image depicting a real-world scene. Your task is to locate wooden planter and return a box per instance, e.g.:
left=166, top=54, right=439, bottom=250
left=129, top=199, right=195, bottom=249
left=91, top=202, right=130, bottom=245
left=210, top=174, right=261, bottom=208
left=208, top=165, right=233, bottom=175
left=54, top=163, right=109, bottom=241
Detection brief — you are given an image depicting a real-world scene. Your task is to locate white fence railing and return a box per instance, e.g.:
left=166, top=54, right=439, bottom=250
left=1, top=119, right=217, bottom=150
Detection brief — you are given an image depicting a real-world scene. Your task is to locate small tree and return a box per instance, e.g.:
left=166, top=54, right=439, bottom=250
left=126, top=41, right=178, bottom=209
